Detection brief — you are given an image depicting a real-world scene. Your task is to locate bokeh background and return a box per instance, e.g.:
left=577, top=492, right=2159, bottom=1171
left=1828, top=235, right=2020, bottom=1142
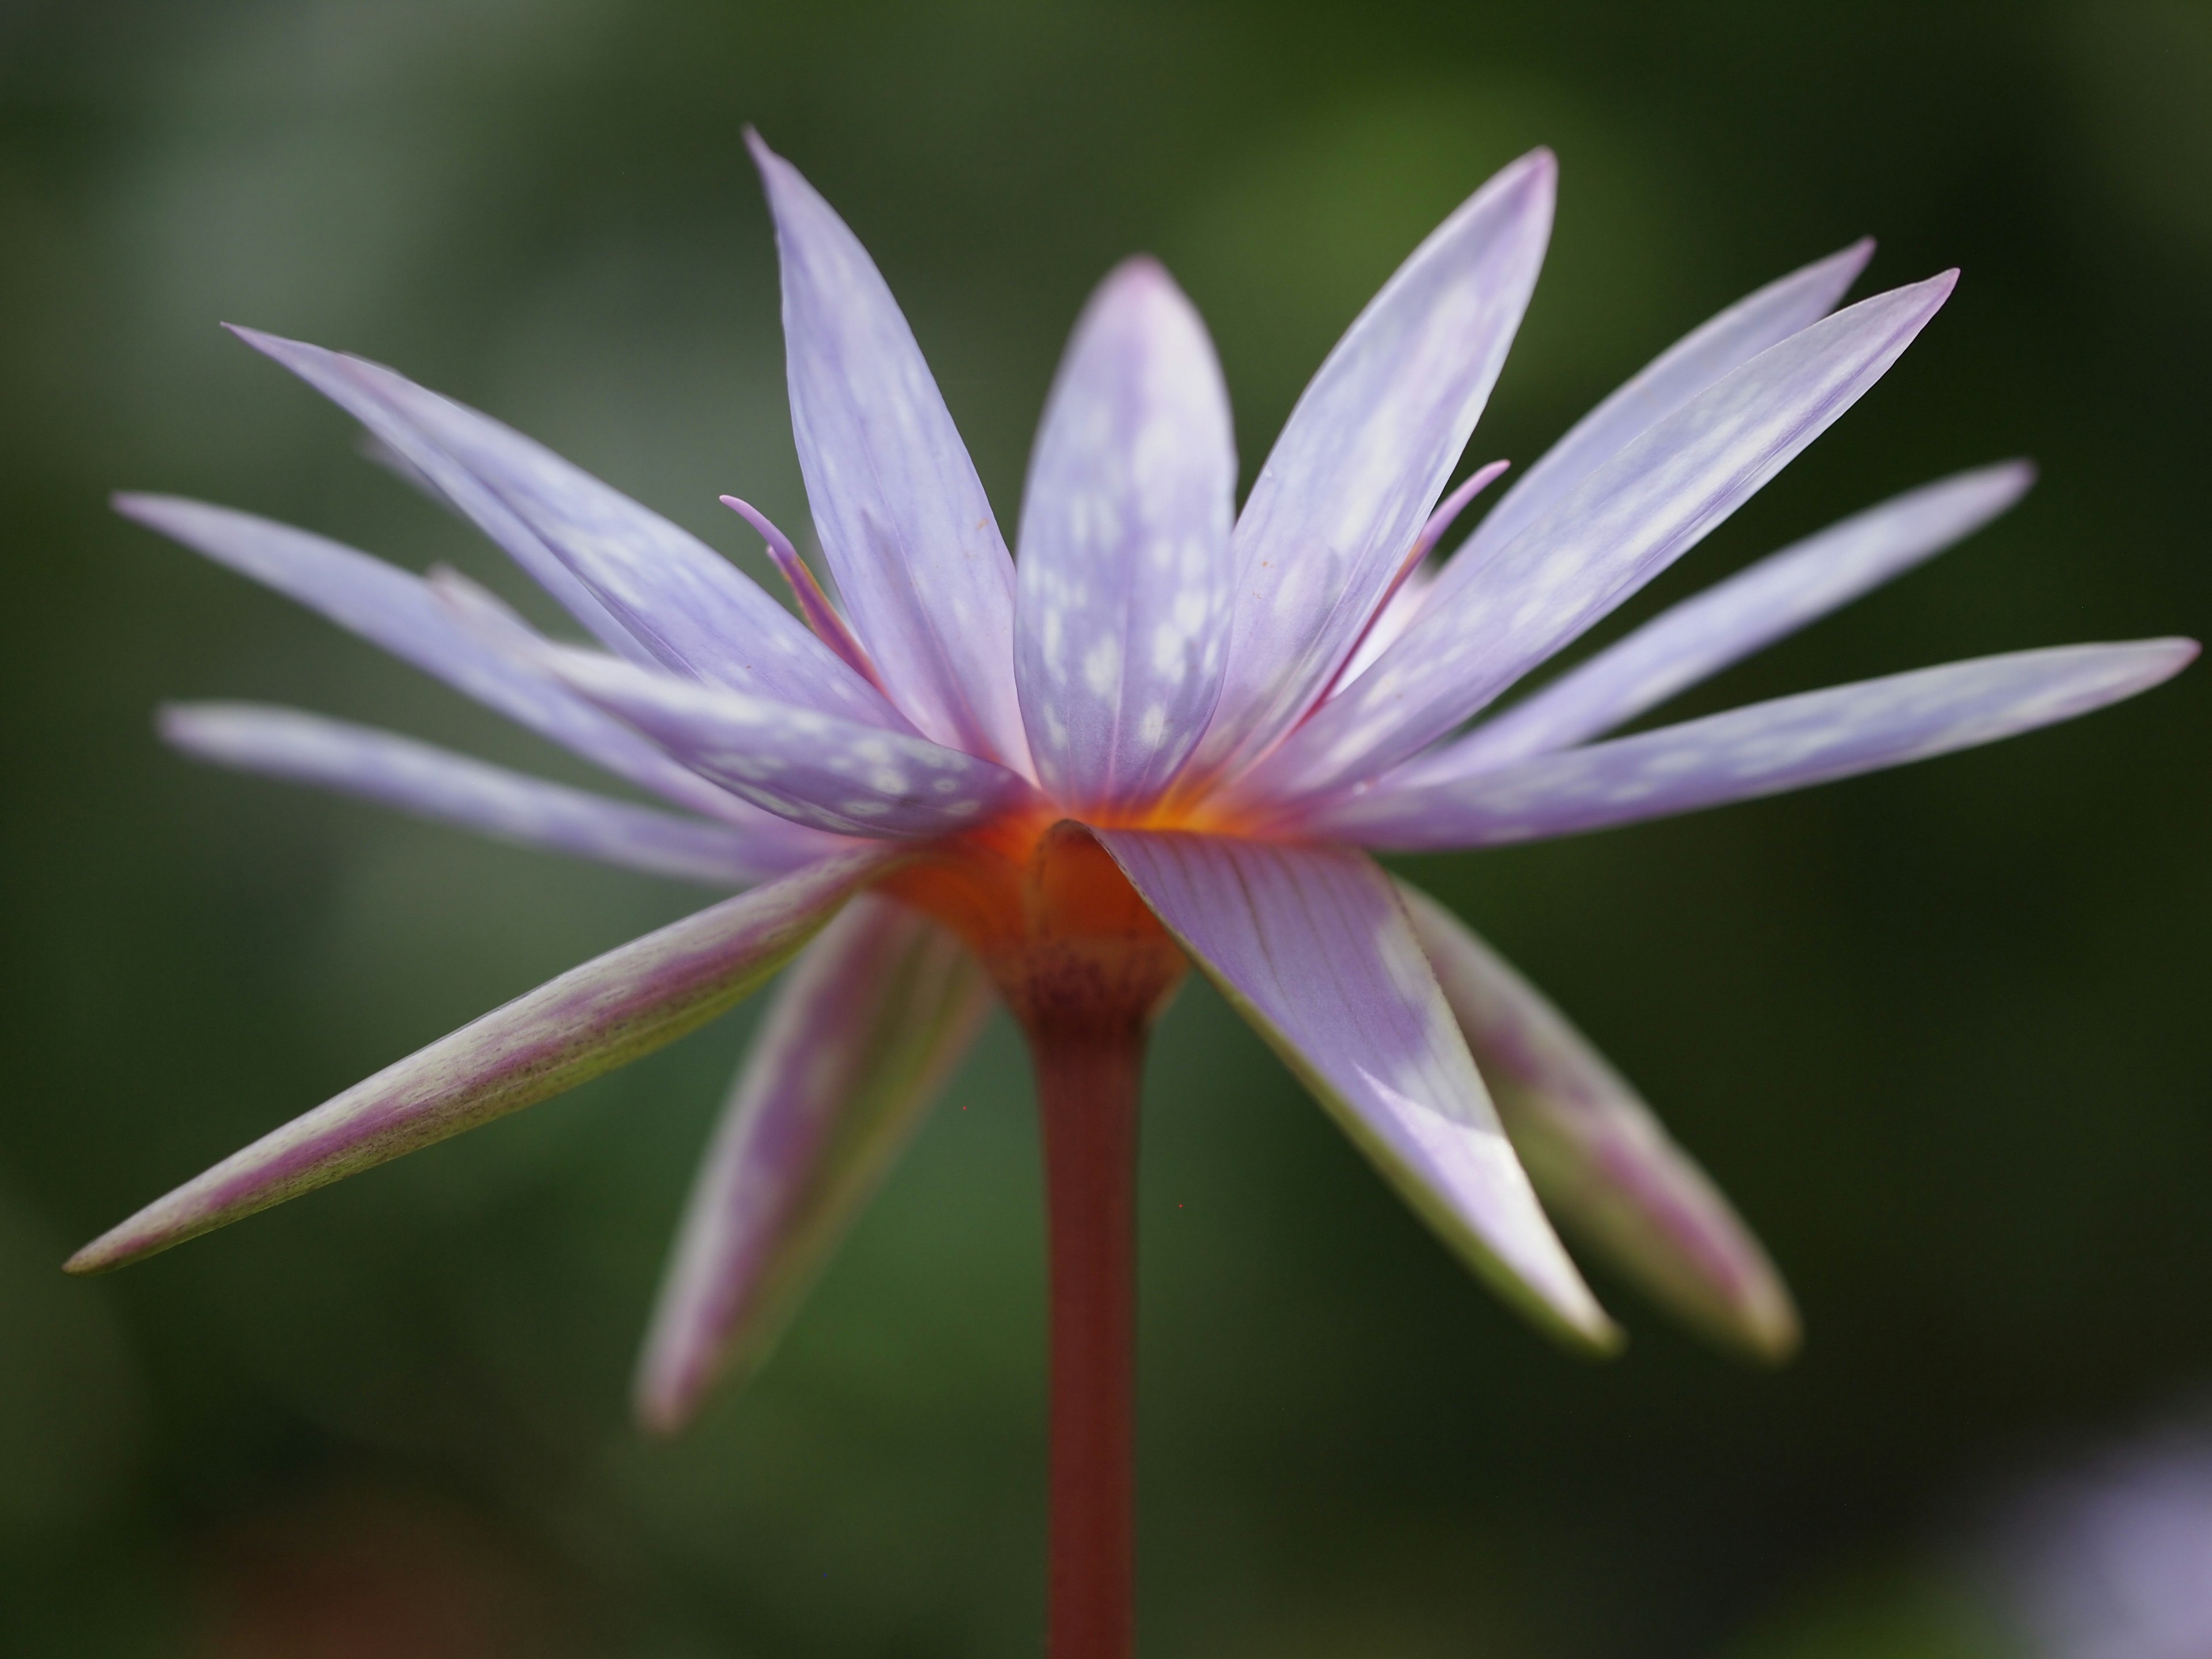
left=3, top=2, right=2209, bottom=1654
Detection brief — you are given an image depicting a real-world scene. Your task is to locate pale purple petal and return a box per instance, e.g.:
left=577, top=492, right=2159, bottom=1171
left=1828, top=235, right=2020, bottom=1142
left=634, top=896, right=991, bottom=1431
left=1310, top=641, right=2197, bottom=850
left=114, top=493, right=778, bottom=830
left=230, top=326, right=903, bottom=730
left=540, top=646, right=1033, bottom=839
left=66, top=847, right=899, bottom=1274
left=1429, top=460, right=2037, bottom=776
left=1260, top=273, right=1959, bottom=800
left=1190, top=150, right=1556, bottom=778
left=749, top=132, right=1031, bottom=769
left=1014, top=258, right=1236, bottom=810
left=1460, top=240, right=1874, bottom=568
left=1092, top=830, right=1616, bottom=1350
left=1397, top=881, right=1798, bottom=1359
left=161, top=702, right=824, bottom=886
left=1332, top=459, right=1512, bottom=688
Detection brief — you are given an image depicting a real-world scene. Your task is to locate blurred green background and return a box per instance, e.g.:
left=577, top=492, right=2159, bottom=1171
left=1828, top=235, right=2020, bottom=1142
left=2, top=1, right=2207, bottom=1654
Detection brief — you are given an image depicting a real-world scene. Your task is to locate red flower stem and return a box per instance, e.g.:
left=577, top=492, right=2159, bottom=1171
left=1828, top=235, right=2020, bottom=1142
left=1029, top=1016, right=1144, bottom=1659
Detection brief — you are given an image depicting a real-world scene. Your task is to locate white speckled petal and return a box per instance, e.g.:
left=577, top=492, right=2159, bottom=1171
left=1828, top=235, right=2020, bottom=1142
left=1092, top=829, right=1616, bottom=1351
left=1015, top=259, right=1236, bottom=810
left=634, top=895, right=992, bottom=1431
left=541, top=646, right=1033, bottom=839
left=1190, top=150, right=1556, bottom=778
left=161, top=702, right=827, bottom=887
left=1397, top=881, right=1798, bottom=1360
left=1427, top=461, right=2037, bottom=776
left=1461, top=240, right=1874, bottom=569
left=230, top=326, right=903, bottom=729
left=1263, top=273, right=1959, bottom=798
left=67, top=846, right=898, bottom=1275
left=751, top=133, right=1030, bottom=770
left=113, top=493, right=779, bottom=831
left=1312, top=641, right=2197, bottom=850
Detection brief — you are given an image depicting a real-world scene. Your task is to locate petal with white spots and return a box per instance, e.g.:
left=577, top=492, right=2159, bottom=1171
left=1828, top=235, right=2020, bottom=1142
left=1427, top=460, right=2037, bottom=776
left=113, top=493, right=779, bottom=831
left=1311, top=641, right=2197, bottom=850
left=1092, top=829, right=1616, bottom=1351
left=541, top=647, right=1033, bottom=840
left=750, top=132, right=1031, bottom=769
left=1189, top=150, right=1557, bottom=778
left=1016, top=258, right=1236, bottom=811
left=1263, top=272, right=1959, bottom=798
left=1460, top=239, right=1873, bottom=569
left=230, top=326, right=903, bottom=729
left=160, top=702, right=827, bottom=887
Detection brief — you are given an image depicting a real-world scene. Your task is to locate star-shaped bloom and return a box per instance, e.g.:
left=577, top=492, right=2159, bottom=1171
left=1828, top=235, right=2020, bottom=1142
left=76, top=136, right=2192, bottom=1444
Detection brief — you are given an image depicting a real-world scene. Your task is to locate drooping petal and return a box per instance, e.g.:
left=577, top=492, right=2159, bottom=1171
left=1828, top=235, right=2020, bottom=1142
left=1396, top=881, right=1798, bottom=1359
left=1091, top=829, right=1616, bottom=1351
left=539, top=646, right=1033, bottom=839
left=1310, top=641, right=2197, bottom=850
left=634, top=895, right=992, bottom=1431
left=748, top=132, right=1030, bottom=768
left=1015, top=258, right=1236, bottom=811
left=161, top=702, right=821, bottom=886
left=66, top=847, right=899, bottom=1275
left=1428, top=461, right=2038, bottom=776
left=1460, top=240, right=1874, bottom=569
left=1262, top=273, right=1959, bottom=799
left=229, top=327, right=904, bottom=730
left=1188, top=150, right=1556, bottom=779
left=114, top=493, right=777, bottom=831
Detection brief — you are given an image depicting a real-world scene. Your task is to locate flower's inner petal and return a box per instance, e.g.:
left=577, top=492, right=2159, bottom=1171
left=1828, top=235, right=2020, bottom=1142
left=1187, top=149, right=1556, bottom=782
left=1311, top=640, right=2196, bottom=850
left=1396, top=880, right=1798, bottom=1361
left=1421, top=460, right=2037, bottom=778
left=1460, top=239, right=1874, bottom=571
left=230, top=327, right=906, bottom=732
left=1327, top=458, right=1512, bottom=693
left=67, top=847, right=899, bottom=1276
left=634, top=895, right=992, bottom=1433
left=1093, top=828, right=1618, bottom=1352
left=1258, top=272, right=1959, bottom=801
left=1015, top=258, right=1236, bottom=813
left=537, top=646, right=1035, bottom=840
left=113, top=493, right=779, bottom=830
left=751, top=133, right=1031, bottom=772
left=161, top=702, right=824, bottom=887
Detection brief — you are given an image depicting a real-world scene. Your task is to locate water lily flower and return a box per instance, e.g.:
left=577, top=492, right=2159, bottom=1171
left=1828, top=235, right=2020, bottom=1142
left=76, top=132, right=2191, bottom=1659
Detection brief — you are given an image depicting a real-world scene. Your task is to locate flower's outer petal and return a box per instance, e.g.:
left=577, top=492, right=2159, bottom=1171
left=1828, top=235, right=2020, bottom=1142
left=1091, top=829, right=1617, bottom=1351
left=1396, top=881, right=1798, bottom=1360
left=1190, top=150, right=1556, bottom=779
left=749, top=132, right=1030, bottom=770
left=1312, top=641, right=2198, bottom=850
left=161, top=702, right=815, bottom=887
left=1263, top=274, right=1959, bottom=799
left=634, top=895, right=992, bottom=1432
left=229, top=327, right=904, bottom=730
left=1015, top=259, right=1236, bottom=811
left=1427, top=461, right=2037, bottom=777
left=1461, top=240, right=1874, bottom=569
left=66, top=847, right=899, bottom=1275
left=113, top=493, right=786, bottom=832
left=541, top=647, right=1033, bottom=840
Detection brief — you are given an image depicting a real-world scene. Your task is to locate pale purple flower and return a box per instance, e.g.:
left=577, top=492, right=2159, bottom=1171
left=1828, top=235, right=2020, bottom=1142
left=74, top=134, right=2192, bottom=1448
